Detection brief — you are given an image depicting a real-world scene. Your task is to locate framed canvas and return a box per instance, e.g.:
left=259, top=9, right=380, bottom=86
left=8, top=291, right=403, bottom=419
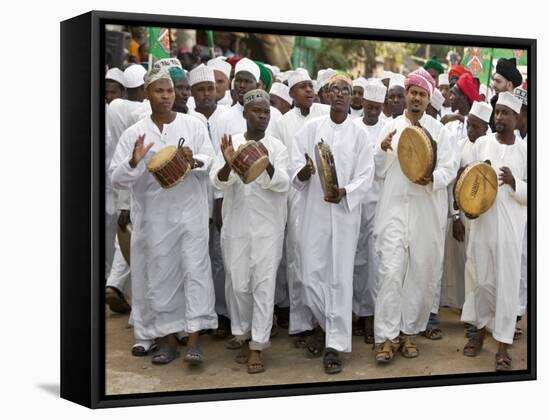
left=60, top=10, right=536, bottom=409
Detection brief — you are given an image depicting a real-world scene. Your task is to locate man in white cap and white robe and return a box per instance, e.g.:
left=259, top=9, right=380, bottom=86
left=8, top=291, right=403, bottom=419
left=187, top=63, right=232, bottom=338
left=271, top=69, right=330, bottom=345
left=210, top=89, right=289, bottom=374
left=219, top=58, right=282, bottom=137
left=290, top=74, right=374, bottom=374
left=461, top=92, right=527, bottom=371
left=373, top=68, right=457, bottom=363
left=386, top=74, right=407, bottom=119
left=207, top=56, right=233, bottom=107
left=441, top=100, right=493, bottom=315
left=316, top=68, right=338, bottom=105
left=349, top=77, right=368, bottom=119
left=110, top=65, right=218, bottom=366
left=352, top=79, right=387, bottom=344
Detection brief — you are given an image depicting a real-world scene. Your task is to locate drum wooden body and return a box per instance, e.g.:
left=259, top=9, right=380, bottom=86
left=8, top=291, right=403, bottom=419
left=454, top=161, right=497, bottom=217
left=314, top=140, right=339, bottom=200
left=147, top=145, right=191, bottom=188
left=397, top=126, right=437, bottom=183
left=230, top=141, right=269, bottom=184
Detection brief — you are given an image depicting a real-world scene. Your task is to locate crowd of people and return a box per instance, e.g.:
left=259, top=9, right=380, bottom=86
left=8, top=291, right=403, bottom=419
left=104, top=43, right=528, bottom=376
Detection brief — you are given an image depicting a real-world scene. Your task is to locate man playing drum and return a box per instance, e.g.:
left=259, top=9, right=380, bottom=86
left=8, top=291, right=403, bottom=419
left=110, top=65, right=218, bottom=367
left=290, top=74, right=374, bottom=374
left=373, top=68, right=457, bottom=364
left=460, top=92, right=527, bottom=371
left=210, top=89, right=289, bottom=374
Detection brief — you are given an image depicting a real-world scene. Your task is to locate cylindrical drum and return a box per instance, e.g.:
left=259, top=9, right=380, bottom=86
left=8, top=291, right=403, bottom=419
left=147, top=145, right=191, bottom=188
left=230, top=141, right=269, bottom=184
left=397, top=125, right=437, bottom=183
left=453, top=161, right=498, bottom=217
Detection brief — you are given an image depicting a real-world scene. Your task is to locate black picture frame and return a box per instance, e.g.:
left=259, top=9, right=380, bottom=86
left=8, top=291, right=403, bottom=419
left=60, top=10, right=536, bottom=409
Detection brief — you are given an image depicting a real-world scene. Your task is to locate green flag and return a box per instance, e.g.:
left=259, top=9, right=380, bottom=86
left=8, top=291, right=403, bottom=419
left=462, top=47, right=527, bottom=86
left=149, top=27, right=171, bottom=60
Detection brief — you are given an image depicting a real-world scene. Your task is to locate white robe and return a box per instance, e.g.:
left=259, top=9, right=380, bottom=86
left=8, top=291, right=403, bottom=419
left=110, top=113, right=218, bottom=340
left=352, top=118, right=386, bottom=317
left=188, top=105, right=231, bottom=318
left=440, top=136, right=477, bottom=309
left=218, top=90, right=233, bottom=107
left=349, top=107, right=364, bottom=120
left=461, top=134, right=527, bottom=344
left=105, top=105, right=117, bottom=278
left=210, top=133, right=289, bottom=349
left=219, top=102, right=282, bottom=138
left=373, top=113, right=457, bottom=343
left=440, top=105, right=453, bottom=117
left=271, top=103, right=331, bottom=331
left=515, top=129, right=528, bottom=316
left=290, top=115, right=374, bottom=352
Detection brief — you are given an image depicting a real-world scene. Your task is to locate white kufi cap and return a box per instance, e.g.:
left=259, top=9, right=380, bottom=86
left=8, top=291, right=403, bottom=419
left=288, top=68, right=311, bottom=89
left=438, top=73, right=450, bottom=86
left=105, top=68, right=125, bottom=86
left=270, top=82, right=292, bottom=105
left=496, top=91, right=522, bottom=114
left=364, top=80, right=387, bottom=103
left=469, top=101, right=493, bottom=123
left=388, top=73, right=406, bottom=89
left=123, top=64, right=147, bottom=88
left=235, top=57, right=261, bottom=82
left=188, top=64, right=216, bottom=86
left=207, top=57, right=231, bottom=79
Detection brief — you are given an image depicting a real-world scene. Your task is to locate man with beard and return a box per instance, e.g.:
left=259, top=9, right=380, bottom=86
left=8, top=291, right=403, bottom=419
left=290, top=74, right=374, bottom=374
left=110, top=66, right=218, bottom=366
left=461, top=92, right=527, bottom=371
left=373, top=68, right=457, bottom=364
left=210, top=89, right=289, bottom=374
left=489, top=58, right=523, bottom=131
left=272, top=69, right=330, bottom=346
left=352, top=79, right=387, bottom=344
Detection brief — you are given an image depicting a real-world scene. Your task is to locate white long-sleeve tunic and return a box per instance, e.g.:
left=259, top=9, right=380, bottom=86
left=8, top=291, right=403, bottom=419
left=352, top=117, right=386, bottom=317
left=210, top=133, right=289, bottom=348
left=461, top=133, right=527, bottom=344
left=110, top=113, right=218, bottom=340
left=290, top=115, right=374, bottom=352
left=373, top=112, right=457, bottom=343
left=271, top=103, right=331, bottom=333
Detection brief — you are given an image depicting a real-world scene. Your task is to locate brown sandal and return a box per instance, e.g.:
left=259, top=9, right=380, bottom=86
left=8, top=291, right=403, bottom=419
left=247, top=351, right=265, bottom=374
left=375, top=339, right=400, bottom=363
left=400, top=336, right=419, bottom=358
left=495, top=352, right=512, bottom=371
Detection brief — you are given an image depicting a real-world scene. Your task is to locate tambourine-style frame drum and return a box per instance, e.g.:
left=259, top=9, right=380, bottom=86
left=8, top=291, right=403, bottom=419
left=397, top=125, right=438, bottom=183
left=147, top=143, right=191, bottom=188
left=453, top=161, right=498, bottom=217
left=314, top=139, right=339, bottom=200
left=230, top=140, right=269, bottom=184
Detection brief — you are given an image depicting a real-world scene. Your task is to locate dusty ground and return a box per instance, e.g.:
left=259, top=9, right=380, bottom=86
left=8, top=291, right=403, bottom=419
left=106, top=307, right=527, bottom=395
